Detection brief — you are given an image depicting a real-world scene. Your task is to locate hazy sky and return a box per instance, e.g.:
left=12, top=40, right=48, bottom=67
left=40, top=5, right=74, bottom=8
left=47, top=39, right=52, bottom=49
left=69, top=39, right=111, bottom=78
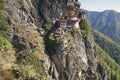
left=80, top=0, right=120, bottom=12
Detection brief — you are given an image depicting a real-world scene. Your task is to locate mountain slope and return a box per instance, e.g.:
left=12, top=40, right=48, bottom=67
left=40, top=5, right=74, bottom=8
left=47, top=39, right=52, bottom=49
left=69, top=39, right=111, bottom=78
left=0, top=0, right=120, bottom=80
left=86, top=10, right=120, bottom=44
left=92, top=29, right=120, bottom=64
left=94, top=44, right=120, bottom=80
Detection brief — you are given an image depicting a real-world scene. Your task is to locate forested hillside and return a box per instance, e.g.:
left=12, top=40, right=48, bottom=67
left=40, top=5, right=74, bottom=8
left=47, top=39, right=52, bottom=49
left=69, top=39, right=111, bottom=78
left=86, top=10, right=120, bottom=44
left=92, top=29, right=120, bottom=64
left=94, top=44, right=120, bottom=79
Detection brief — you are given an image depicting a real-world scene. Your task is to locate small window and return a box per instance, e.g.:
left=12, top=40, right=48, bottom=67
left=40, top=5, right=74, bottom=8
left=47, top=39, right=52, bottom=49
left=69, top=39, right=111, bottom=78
left=60, top=23, right=66, bottom=29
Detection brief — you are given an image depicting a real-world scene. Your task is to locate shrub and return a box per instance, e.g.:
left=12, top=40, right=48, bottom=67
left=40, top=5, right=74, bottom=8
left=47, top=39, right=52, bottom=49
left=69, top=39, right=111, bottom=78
left=0, top=35, right=12, bottom=51
left=16, top=50, right=45, bottom=77
left=79, top=18, right=91, bottom=40
left=44, top=22, right=51, bottom=35
left=41, top=76, right=52, bottom=80
left=0, top=0, right=9, bottom=31
left=0, top=0, right=5, bottom=10
left=20, top=65, right=38, bottom=78
left=0, top=12, right=9, bottom=31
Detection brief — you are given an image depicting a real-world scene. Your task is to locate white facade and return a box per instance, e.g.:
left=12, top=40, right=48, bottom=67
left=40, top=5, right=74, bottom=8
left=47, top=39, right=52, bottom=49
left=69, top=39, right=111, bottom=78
left=60, top=23, right=67, bottom=29
left=74, top=21, right=79, bottom=29
left=70, top=16, right=78, bottom=21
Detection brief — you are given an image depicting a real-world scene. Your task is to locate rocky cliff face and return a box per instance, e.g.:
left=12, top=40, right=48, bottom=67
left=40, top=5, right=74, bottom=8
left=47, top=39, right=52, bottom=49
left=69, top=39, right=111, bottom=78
left=0, top=0, right=108, bottom=80
left=45, top=29, right=89, bottom=80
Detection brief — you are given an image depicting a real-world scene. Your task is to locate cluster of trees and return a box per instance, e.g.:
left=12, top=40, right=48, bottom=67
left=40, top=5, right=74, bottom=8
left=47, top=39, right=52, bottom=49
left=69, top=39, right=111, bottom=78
left=94, top=44, right=120, bottom=79
left=79, top=18, right=91, bottom=40
left=93, top=29, right=120, bottom=64
left=16, top=49, right=45, bottom=79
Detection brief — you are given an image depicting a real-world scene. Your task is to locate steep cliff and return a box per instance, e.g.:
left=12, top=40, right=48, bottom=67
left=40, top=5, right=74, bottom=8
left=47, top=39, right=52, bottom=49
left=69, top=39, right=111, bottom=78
left=0, top=0, right=116, bottom=80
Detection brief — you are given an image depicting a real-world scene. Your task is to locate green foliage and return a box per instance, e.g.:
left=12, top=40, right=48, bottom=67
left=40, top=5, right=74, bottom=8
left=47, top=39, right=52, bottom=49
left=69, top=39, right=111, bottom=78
left=0, top=0, right=9, bottom=31
left=0, top=17, right=9, bottom=31
left=44, top=22, right=51, bottom=35
left=0, top=0, right=11, bottom=51
left=44, top=31, right=61, bottom=46
left=0, top=0, right=5, bottom=10
left=16, top=50, right=45, bottom=78
left=20, top=65, right=38, bottom=78
left=0, top=34, right=12, bottom=51
left=94, top=44, right=120, bottom=80
left=79, top=18, right=91, bottom=40
left=44, top=28, right=71, bottom=46
left=41, top=76, right=52, bottom=80
left=93, top=29, right=120, bottom=64
left=0, top=31, right=10, bottom=40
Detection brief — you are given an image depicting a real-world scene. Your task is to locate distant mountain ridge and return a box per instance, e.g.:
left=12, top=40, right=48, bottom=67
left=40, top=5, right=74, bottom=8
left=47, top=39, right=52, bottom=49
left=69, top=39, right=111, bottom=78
left=86, top=10, right=120, bottom=44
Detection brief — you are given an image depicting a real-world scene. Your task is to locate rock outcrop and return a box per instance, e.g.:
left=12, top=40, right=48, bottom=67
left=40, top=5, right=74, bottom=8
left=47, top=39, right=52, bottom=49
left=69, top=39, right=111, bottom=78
left=45, top=29, right=88, bottom=80
left=0, top=0, right=109, bottom=80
